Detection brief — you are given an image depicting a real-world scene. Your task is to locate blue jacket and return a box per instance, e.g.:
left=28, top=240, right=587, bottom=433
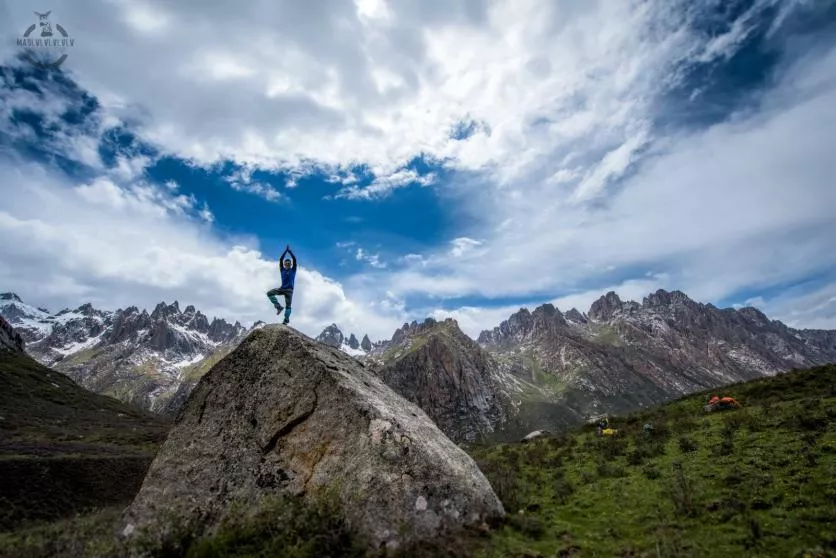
left=280, top=249, right=297, bottom=289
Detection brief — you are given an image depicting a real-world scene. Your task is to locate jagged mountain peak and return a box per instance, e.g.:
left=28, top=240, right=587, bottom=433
left=477, top=303, right=567, bottom=347
left=151, top=301, right=182, bottom=320
left=565, top=307, right=587, bottom=324
left=316, top=323, right=344, bottom=348
left=737, top=306, right=771, bottom=326
left=347, top=333, right=360, bottom=350
left=0, top=292, right=22, bottom=302
left=532, top=302, right=566, bottom=324
left=588, top=291, right=625, bottom=322
left=641, top=289, right=696, bottom=309
left=390, top=317, right=457, bottom=344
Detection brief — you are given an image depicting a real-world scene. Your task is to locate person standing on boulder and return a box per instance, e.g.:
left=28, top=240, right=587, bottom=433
left=266, top=245, right=297, bottom=325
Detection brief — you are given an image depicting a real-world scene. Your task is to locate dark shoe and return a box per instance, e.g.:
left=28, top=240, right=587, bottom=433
left=275, top=305, right=283, bottom=314
left=282, top=318, right=289, bottom=325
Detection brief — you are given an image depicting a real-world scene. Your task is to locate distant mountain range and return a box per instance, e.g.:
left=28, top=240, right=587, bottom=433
left=3, top=289, right=835, bottom=442
left=0, top=293, right=248, bottom=412
left=344, top=289, right=836, bottom=442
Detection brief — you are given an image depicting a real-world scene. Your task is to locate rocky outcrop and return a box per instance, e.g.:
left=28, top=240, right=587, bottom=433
left=0, top=315, right=24, bottom=353
left=376, top=319, right=518, bottom=443
left=122, top=325, right=503, bottom=551
left=361, top=334, right=373, bottom=352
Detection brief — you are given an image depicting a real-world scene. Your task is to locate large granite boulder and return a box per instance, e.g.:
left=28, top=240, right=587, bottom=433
left=122, top=324, right=503, bottom=551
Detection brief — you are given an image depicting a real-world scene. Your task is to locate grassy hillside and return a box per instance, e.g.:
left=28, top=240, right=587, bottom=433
left=0, top=351, right=170, bottom=530
left=2, top=363, right=833, bottom=557
left=464, top=363, right=836, bottom=557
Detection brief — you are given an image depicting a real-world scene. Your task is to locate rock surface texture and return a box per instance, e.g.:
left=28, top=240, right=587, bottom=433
left=375, top=319, right=532, bottom=443
left=122, top=324, right=503, bottom=551
left=0, top=315, right=24, bottom=353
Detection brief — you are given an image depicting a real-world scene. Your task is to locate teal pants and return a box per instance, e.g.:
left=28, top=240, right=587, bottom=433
left=266, top=288, right=292, bottom=321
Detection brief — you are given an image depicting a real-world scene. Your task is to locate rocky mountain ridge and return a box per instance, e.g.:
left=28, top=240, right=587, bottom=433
left=476, top=289, right=836, bottom=420
left=0, top=292, right=248, bottom=412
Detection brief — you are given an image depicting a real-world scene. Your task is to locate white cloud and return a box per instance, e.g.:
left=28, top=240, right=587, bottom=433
left=363, top=39, right=836, bottom=330
left=449, top=237, right=482, bottom=257
left=333, top=169, right=435, bottom=200
left=355, top=247, right=386, bottom=269
left=223, top=168, right=287, bottom=202
left=0, top=160, right=403, bottom=340
left=2, top=0, right=763, bottom=184
left=228, top=180, right=286, bottom=202
left=747, top=283, right=836, bottom=331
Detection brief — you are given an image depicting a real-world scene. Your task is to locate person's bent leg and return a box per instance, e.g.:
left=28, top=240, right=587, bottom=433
left=266, top=288, right=283, bottom=311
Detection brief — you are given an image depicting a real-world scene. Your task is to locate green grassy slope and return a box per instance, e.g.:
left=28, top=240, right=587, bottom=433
left=464, top=363, right=836, bottom=557
left=0, top=351, right=170, bottom=530
left=0, top=351, right=168, bottom=455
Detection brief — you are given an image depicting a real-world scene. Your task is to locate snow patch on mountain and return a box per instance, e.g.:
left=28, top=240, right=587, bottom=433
left=340, top=342, right=367, bottom=357
left=54, top=331, right=106, bottom=356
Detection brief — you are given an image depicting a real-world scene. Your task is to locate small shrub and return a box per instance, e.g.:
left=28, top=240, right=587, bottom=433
left=750, top=498, right=772, bottom=510
left=642, top=464, right=661, bottom=480
left=677, top=435, right=698, bottom=453
left=626, top=449, right=645, bottom=466
left=477, top=459, right=523, bottom=512
left=553, top=477, right=575, bottom=504
left=722, top=472, right=743, bottom=487
left=674, top=415, right=698, bottom=434
left=547, top=453, right=565, bottom=469
left=641, top=440, right=667, bottom=457
left=508, top=514, right=546, bottom=539
left=665, top=463, right=699, bottom=518
left=744, top=517, right=762, bottom=550
left=599, top=436, right=627, bottom=459
left=712, top=438, right=734, bottom=456
left=527, top=441, right=549, bottom=464
left=801, top=432, right=818, bottom=447
left=596, top=460, right=626, bottom=479
left=652, top=420, right=671, bottom=440
left=722, top=411, right=751, bottom=433
left=793, top=411, right=827, bottom=432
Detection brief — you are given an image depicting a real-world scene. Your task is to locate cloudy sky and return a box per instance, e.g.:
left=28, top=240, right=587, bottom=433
left=1, top=0, right=835, bottom=340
